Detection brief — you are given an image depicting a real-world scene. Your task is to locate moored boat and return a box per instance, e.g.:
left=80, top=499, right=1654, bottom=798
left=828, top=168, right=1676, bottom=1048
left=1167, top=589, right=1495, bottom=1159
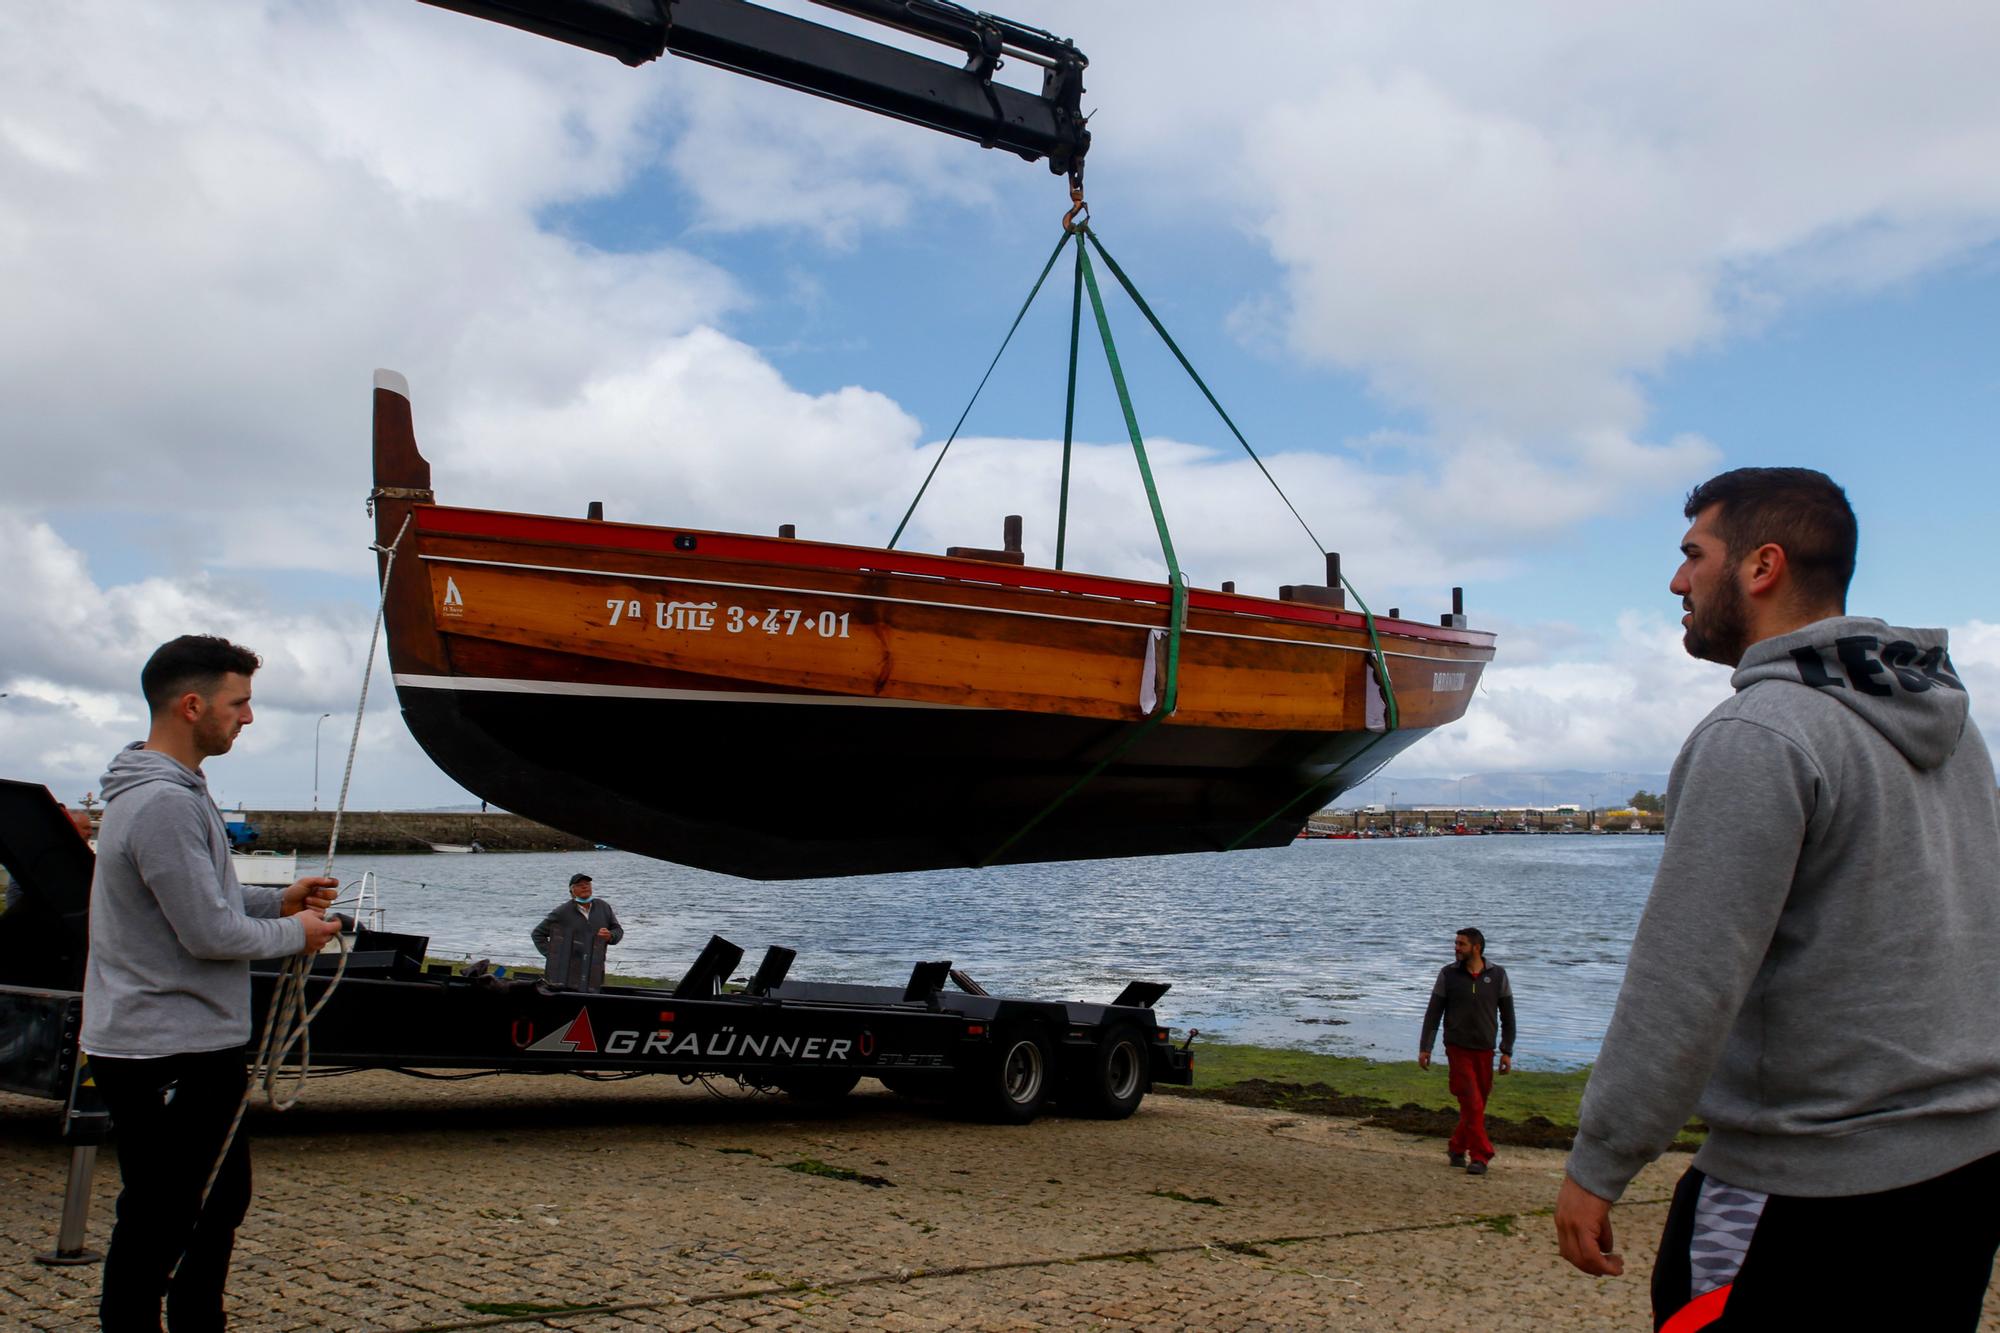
left=230, top=849, right=297, bottom=886
left=370, top=371, right=1496, bottom=879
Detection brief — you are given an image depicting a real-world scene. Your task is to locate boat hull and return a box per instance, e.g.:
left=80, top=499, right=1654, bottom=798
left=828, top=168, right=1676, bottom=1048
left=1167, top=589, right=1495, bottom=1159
left=394, top=674, right=1441, bottom=878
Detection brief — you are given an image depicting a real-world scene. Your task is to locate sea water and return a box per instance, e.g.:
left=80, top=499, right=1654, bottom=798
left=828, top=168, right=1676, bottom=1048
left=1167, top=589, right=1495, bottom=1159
left=327, top=834, right=1663, bottom=1071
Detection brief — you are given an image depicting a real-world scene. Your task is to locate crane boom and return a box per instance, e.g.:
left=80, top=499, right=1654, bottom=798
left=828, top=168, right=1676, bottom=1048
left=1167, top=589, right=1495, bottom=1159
left=421, top=0, right=1090, bottom=175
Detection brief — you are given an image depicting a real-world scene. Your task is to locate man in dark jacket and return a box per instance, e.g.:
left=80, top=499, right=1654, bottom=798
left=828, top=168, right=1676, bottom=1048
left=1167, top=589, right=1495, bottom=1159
left=1554, top=468, right=2000, bottom=1330
left=532, top=872, right=623, bottom=992
left=1419, top=926, right=1516, bottom=1175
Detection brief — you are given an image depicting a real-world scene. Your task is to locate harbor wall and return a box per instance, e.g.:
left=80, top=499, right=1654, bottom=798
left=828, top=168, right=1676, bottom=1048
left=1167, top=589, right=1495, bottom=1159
left=1304, top=809, right=1666, bottom=834
left=229, top=810, right=593, bottom=853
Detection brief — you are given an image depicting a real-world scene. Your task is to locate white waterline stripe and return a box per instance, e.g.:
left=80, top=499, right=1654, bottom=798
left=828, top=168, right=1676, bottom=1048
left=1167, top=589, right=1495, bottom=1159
left=392, top=674, right=984, bottom=710
left=417, top=554, right=1487, bottom=667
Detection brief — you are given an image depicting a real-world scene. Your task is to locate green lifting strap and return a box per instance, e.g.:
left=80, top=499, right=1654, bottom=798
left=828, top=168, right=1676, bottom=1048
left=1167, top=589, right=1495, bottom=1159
left=1079, top=228, right=1401, bottom=736
left=979, top=228, right=1189, bottom=867
left=1078, top=234, right=1186, bottom=711
left=887, top=229, right=1073, bottom=551
left=904, top=219, right=1406, bottom=863
left=1054, top=239, right=1084, bottom=570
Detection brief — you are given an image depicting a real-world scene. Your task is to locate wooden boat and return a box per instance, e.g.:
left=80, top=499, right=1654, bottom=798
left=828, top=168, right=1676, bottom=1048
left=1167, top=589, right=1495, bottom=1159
left=370, top=371, right=1496, bottom=879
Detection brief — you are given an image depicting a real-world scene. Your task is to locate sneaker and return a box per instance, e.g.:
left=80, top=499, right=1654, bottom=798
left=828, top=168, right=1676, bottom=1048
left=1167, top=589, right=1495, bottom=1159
left=1466, top=1160, right=1488, bottom=1176
left=1447, top=1151, right=1467, bottom=1168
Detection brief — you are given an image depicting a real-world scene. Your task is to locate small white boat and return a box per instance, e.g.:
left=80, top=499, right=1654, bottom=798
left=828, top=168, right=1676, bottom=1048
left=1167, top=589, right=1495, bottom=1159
left=232, top=849, right=298, bottom=885
left=428, top=842, right=482, bottom=854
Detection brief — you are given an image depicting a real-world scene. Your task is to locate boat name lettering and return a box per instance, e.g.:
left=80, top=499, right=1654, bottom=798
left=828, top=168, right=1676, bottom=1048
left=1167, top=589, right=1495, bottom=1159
left=597, top=1028, right=854, bottom=1062
left=602, top=598, right=852, bottom=639
left=1433, top=672, right=1468, bottom=692
left=656, top=600, right=718, bottom=631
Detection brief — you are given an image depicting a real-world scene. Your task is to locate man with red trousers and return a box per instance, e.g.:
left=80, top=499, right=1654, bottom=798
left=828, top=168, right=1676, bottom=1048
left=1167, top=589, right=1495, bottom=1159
left=1420, top=927, right=1516, bottom=1175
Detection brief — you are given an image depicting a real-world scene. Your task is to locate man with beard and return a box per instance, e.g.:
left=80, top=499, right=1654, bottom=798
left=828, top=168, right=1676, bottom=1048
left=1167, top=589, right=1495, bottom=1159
left=1418, top=927, right=1515, bottom=1176
left=1552, top=470, right=2000, bottom=1329
left=83, top=635, right=343, bottom=1331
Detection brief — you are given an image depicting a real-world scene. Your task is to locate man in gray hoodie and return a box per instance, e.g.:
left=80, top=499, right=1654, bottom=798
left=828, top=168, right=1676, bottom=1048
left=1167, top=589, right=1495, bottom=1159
left=1553, top=469, right=2000, bottom=1328
left=83, top=635, right=342, bottom=1332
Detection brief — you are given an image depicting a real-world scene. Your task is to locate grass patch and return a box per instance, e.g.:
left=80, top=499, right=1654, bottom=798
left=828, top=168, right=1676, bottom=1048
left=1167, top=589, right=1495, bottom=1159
left=1149, top=1189, right=1225, bottom=1207
left=1172, top=1040, right=1704, bottom=1150
left=462, top=1301, right=600, bottom=1316
left=780, top=1158, right=894, bottom=1188
left=1187, top=1042, right=1592, bottom=1122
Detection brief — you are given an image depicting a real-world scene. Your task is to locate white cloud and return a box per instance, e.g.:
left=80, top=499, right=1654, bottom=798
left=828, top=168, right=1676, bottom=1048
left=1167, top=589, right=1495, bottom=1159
left=1077, top=1, right=2000, bottom=533
left=1390, top=613, right=2000, bottom=780
left=0, top=2, right=737, bottom=561
left=0, top=511, right=463, bottom=810
left=7, top=0, right=2000, bottom=817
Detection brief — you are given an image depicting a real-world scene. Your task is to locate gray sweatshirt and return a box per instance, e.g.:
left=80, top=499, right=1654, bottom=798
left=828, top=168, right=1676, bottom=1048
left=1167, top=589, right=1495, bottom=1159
left=80, top=744, right=305, bottom=1058
left=1567, top=618, right=2000, bottom=1201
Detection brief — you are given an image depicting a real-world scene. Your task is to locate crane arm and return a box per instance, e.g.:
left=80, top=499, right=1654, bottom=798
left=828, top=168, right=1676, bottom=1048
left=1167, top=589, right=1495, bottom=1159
left=420, top=0, right=1090, bottom=175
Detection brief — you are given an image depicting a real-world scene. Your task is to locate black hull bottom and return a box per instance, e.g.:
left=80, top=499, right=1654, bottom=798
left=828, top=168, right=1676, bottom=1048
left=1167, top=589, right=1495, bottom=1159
left=399, top=687, right=1431, bottom=879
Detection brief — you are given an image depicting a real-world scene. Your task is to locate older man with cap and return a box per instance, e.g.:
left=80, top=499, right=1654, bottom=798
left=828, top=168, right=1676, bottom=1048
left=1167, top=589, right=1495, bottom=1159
left=531, top=872, right=623, bottom=992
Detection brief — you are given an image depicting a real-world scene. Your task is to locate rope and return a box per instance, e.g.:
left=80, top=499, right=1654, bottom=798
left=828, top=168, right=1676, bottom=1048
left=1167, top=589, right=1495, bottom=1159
left=178, top=512, right=413, bottom=1268
left=887, top=230, right=1073, bottom=550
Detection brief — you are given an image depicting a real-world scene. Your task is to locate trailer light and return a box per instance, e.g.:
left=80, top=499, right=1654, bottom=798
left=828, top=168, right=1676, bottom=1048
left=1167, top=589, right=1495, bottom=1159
left=965, top=1023, right=986, bottom=1037
left=1156, top=1029, right=1168, bottom=1041
left=659, top=1011, right=675, bottom=1022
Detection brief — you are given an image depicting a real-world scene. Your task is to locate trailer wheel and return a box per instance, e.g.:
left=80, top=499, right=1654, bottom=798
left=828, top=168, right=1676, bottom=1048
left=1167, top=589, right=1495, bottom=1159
left=777, top=1070, right=861, bottom=1104
left=967, top=1023, right=1052, bottom=1124
left=1073, top=1024, right=1148, bottom=1119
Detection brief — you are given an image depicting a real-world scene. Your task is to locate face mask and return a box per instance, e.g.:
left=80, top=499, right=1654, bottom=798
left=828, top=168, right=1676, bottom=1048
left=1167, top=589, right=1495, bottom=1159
left=574, top=892, right=593, bottom=904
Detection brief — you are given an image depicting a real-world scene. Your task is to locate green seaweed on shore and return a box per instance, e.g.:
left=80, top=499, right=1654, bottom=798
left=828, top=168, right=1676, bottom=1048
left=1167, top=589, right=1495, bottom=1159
left=1168, top=1040, right=1705, bottom=1150
left=781, top=1157, right=894, bottom=1187
left=462, top=1300, right=603, bottom=1316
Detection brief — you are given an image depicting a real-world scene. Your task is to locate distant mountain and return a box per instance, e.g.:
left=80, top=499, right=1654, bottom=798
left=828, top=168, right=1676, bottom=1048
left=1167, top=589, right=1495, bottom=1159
left=1332, top=770, right=1671, bottom=810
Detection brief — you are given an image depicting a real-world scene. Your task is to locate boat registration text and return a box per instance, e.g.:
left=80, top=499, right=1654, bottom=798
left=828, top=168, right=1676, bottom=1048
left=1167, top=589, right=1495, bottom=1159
left=606, top=598, right=853, bottom=639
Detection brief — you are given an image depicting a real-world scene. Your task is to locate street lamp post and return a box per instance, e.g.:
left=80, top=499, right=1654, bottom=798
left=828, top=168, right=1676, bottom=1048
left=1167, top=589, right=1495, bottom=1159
left=313, top=713, right=334, bottom=811
left=1389, top=789, right=1397, bottom=835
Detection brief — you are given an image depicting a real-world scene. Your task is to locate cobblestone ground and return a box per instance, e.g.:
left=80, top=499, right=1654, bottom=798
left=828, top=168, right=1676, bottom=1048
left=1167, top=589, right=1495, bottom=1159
left=4, top=1075, right=1997, bottom=1330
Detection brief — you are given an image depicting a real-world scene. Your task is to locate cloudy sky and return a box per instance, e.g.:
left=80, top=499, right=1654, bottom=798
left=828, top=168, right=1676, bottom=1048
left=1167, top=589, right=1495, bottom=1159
left=3, top=0, right=1997, bottom=817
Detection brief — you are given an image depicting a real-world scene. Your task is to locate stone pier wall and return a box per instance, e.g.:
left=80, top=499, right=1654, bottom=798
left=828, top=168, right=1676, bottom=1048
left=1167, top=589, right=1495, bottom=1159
left=231, top=810, right=593, bottom=853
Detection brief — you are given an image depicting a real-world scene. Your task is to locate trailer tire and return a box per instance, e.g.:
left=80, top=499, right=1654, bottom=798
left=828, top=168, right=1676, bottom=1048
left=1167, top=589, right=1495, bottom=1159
left=1072, top=1023, right=1148, bottom=1119
left=777, top=1070, right=861, bottom=1104
left=966, top=1023, right=1052, bottom=1124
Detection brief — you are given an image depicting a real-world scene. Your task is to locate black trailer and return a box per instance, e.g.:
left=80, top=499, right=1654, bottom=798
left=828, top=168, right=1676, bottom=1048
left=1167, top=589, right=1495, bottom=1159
left=0, top=778, right=1191, bottom=1129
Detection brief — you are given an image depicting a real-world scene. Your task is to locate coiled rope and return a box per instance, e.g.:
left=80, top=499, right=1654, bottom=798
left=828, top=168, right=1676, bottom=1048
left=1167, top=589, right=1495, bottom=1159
left=179, top=512, right=412, bottom=1260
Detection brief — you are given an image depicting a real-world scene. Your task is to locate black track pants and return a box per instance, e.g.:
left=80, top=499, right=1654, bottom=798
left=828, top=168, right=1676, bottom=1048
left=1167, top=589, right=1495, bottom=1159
left=90, top=1048, right=252, bottom=1333
left=1653, top=1150, right=2000, bottom=1331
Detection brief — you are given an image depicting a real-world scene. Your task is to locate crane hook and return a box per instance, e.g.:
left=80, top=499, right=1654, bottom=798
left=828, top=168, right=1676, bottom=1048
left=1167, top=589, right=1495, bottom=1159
left=1062, top=171, right=1089, bottom=234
